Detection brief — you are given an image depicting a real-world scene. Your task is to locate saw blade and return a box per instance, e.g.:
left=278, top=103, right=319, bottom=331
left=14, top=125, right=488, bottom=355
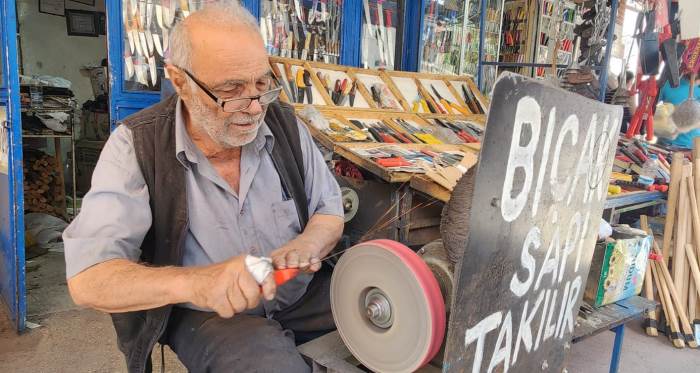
left=330, top=239, right=445, bottom=373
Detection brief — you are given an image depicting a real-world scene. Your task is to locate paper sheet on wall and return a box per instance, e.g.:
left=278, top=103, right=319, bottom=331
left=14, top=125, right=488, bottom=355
left=679, top=0, right=700, bottom=40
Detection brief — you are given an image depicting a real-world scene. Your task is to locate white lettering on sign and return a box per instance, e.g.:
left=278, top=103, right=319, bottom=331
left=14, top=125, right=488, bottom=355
left=509, top=227, right=540, bottom=297
left=550, top=115, right=578, bottom=202
left=463, top=96, right=618, bottom=372
left=464, top=312, right=503, bottom=373
left=500, top=97, right=541, bottom=222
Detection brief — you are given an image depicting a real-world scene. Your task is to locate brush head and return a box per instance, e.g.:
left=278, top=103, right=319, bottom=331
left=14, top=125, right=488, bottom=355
left=672, top=100, right=700, bottom=132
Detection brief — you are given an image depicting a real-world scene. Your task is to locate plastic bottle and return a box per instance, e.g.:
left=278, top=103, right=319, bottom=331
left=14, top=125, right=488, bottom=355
left=640, top=154, right=660, bottom=179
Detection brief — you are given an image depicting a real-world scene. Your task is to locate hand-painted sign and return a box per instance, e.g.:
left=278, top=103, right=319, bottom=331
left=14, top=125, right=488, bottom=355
left=443, top=73, right=622, bottom=372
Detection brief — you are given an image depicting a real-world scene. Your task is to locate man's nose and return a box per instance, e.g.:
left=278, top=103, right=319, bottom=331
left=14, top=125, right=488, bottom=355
left=245, top=98, right=263, bottom=116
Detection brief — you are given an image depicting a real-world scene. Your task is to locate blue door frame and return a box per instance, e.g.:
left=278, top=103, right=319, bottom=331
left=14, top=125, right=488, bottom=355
left=0, top=0, right=26, bottom=331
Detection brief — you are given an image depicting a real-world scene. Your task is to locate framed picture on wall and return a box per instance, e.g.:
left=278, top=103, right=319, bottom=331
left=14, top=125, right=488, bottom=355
left=67, top=0, right=95, bottom=5
left=65, top=9, right=98, bottom=37
left=39, top=0, right=65, bottom=16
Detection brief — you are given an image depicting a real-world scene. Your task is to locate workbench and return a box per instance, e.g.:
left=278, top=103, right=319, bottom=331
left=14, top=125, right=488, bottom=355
left=573, top=295, right=657, bottom=373
left=298, top=295, right=656, bottom=373
left=603, top=191, right=666, bottom=224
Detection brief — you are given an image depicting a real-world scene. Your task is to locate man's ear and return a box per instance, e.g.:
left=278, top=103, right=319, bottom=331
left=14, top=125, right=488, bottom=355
left=165, top=64, right=188, bottom=96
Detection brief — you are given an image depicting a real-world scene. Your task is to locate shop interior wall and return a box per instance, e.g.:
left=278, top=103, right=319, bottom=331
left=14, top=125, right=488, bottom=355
left=16, top=0, right=107, bottom=106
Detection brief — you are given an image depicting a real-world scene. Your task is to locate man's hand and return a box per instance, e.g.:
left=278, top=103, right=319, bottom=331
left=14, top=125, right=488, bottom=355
left=271, top=245, right=322, bottom=273
left=186, top=256, right=276, bottom=318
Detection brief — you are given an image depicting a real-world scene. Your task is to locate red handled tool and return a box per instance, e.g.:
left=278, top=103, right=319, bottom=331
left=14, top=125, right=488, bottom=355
left=274, top=268, right=300, bottom=286
left=376, top=157, right=412, bottom=167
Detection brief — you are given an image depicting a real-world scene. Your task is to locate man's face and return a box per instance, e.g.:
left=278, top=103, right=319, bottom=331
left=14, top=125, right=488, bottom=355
left=175, top=22, right=272, bottom=148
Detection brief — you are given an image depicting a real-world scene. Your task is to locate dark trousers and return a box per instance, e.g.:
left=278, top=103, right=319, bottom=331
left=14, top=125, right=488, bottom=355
left=163, top=265, right=335, bottom=373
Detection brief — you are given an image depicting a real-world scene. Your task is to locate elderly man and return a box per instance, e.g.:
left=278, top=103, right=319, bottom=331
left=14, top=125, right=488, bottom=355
left=63, top=2, right=344, bottom=372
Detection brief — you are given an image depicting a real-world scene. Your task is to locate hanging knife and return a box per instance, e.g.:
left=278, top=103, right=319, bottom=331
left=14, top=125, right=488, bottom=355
left=377, top=0, right=391, bottom=68
left=156, top=3, right=164, bottom=31
left=285, top=64, right=297, bottom=102
left=385, top=7, right=394, bottom=67
left=179, top=0, right=190, bottom=17
left=349, top=81, right=357, bottom=107
left=296, top=69, right=306, bottom=103
left=162, top=28, right=169, bottom=55
left=301, top=32, right=311, bottom=60
left=303, top=70, right=314, bottom=103
left=153, top=33, right=164, bottom=57
left=163, top=0, right=175, bottom=27
left=149, top=55, right=158, bottom=86
left=124, top=52, right=135, bottom=79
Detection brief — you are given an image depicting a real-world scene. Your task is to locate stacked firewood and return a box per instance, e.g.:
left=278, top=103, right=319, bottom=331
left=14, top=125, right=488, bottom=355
left=641, top=137, right=700, bottom=348
left=23, top=151, right=64, bottom=216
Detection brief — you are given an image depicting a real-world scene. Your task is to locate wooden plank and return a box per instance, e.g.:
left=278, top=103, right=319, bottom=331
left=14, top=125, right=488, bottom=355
left=345, top=70, right=379, bottom=109
left=378, top=70, right=412, bottom=111
left=572, top=296, right=657, bottom=343
left=410, top=175, right=452, bottom=202
left=465, top=78, right=491, bottom=110
left=675, top=167, right=691, bottom=311
left=303, top=62, right=335, bottom=105
left=663, top=152, right=685, bottom=261
left=640, top=215, right=659, bottom=336
left=442, top=77, right=473, bottom=113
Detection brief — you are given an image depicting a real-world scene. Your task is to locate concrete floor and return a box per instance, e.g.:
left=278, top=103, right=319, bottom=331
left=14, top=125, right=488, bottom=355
left=0, top=251, right=699, bottom=372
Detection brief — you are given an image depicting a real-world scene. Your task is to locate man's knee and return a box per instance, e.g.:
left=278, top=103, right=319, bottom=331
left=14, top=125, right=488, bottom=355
left=167, top=310, right=310, bottom=373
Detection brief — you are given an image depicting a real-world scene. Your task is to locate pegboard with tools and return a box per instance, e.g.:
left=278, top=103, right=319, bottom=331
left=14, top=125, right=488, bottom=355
left=260, top=0, right=344, bottom=64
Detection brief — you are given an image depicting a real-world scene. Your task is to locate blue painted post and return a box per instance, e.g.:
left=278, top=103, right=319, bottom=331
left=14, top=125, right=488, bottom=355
left=402, top=0, right=424, bottom=72
left=340, top=0, right=362, bottom=66
left=242, top=0, right=261, bottom=19
left=609, top=324, right=625, bottom=373
left=597, top=0, right=619, bottom=102
left=0, top=0, right=26, bottom=332
left=477, top=0, right=487, bottom=89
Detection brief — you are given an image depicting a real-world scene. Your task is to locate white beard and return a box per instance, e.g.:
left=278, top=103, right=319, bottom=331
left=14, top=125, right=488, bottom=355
left=188, top=93, right=267, bottom=148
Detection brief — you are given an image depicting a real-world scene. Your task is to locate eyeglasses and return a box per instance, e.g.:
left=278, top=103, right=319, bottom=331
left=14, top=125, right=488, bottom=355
left=177, top=67, right=282, bottom=113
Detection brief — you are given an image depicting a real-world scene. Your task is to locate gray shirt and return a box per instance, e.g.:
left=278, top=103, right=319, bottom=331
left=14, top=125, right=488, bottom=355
left=63, top=100, right=343, bottom=314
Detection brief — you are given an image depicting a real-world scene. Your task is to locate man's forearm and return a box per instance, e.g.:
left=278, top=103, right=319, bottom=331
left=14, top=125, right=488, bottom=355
left=285, top=214, right=344, bottom=258
left=68, top=259, right=192, bottom=313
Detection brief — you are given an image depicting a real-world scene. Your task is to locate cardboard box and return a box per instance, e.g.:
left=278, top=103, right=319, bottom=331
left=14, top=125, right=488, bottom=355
left=584, top=231, right=652, bottom=307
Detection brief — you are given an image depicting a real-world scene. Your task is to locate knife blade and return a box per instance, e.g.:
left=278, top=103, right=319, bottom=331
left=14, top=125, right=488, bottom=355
left=302, top=69, right=313, bottom=104
left=285, top=64, right=297, bottom=102
left=162, top=28, right=169, bottom=54
left=153, top=33, right=164, bottom=57
left=145, top=29, right=155, bottom=56
left=124, top=54, right=135, bottom=79
left=156, top=4, right=164, bottom=30
left=148, top=55, right=158, bottom=86
left=296, top=68, right=306, bottom=103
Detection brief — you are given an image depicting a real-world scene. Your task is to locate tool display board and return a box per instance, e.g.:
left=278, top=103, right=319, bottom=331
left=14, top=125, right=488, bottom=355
left=270, top=57, right=489, bottom=201
left=443, top=73, right=622, bottom=372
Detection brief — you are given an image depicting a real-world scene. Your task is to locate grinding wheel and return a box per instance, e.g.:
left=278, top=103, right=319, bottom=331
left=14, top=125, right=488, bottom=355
left=341, top=187, right=360, bottom=223
left=331, top=239, right=446, bottom=373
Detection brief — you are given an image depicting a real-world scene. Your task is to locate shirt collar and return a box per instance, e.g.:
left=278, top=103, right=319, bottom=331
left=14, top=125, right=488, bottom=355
left=175, top=99, right=275, bottom=167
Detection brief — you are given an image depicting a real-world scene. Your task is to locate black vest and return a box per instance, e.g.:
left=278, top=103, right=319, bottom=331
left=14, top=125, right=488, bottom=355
left=111, top=95, right=308, bottom=373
